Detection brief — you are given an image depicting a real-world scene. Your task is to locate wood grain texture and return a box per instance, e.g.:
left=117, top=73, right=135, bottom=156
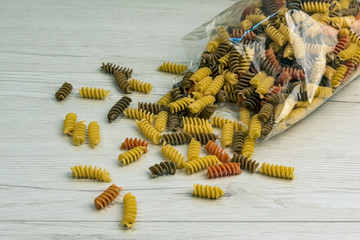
left=0, top=0, right=360, bottom=239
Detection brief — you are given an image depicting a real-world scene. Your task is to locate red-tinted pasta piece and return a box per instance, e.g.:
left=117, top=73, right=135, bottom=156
left=121, top=137, right=149, bottom=153
left=207, top=162, right=241, bottom=178
left=204, top=140, right=231, bottom=163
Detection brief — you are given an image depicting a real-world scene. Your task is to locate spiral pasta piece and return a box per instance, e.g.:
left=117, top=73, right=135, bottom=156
left=161, top=144, right=186, bottom=168
left=207, top=162, right=241, bottom=178
left=221, top=122, right=234, bottom=147
left=129, top=79, right=153, bottom=93
left=229, top=48, right=242, bottom=74
left=265, top=25, right=287, bottom=47
left=289, top=32, right=305, bottom=59
left=250, top=71, right=267, bottom=88
left=79, top=87, right=110, bottom=99
left=245, top=14, right=268, bottom=26
left=138, top=102, right=162, bottom=114
left=63, top=113, right=77, bottom=135
left=94, top=184, right=122, bottom=210
left=124, top=107, right=156, bottom=125
left=204, top=75, right=224, bottom=96
left=153, top=111, right=168, bottom=133
left=149, top=161, right=176, bottom=177
left=184, top=155, right=221, bottom=174
left=121, top=193, right=137, bottom=228
left=198, top=104, right=218, bottom=120
left=136, top=119, right=162, bottom=144
left=71, top=165, right=111, bottom=182
left=187, top=138, right=201, bottom=161
left=101, top=62, right=133, bottom=78
left=286, top=107, right=307, bottom=125
left=168, top=96, right=195, bottom=113
left=204, top=140, right=230, bottom=163
left=169, top=87, right=183, bottom=102
left=211, top=115, right=240, bottom=131
left=107, top=96, right=132, bottom=123
left=157, top=61, right=188, bottom=74
left=114, top=71, right=131, bottom=94
left=258, top=162, right=295, bottom=179
left=217, top=26, right=230, bottom=42
left=162, top=132, right=191, bottom=145
left=195, top=76, right=212, bottom=93
left=191, top=133, right=218, bottom=145
left=188, top=95, right=216, bottom=114
left=88, top=121, right=100, bottom=148
left=232, top=131, right=247, bottom=153
left=338, top=43, right=358, bottom=60
left=183, top=123, right=213, bottom=134
left=258, top=103, right=273, bottom=123
left=255, top=76, right=275, bottom=98
left=121, top=137, right=149, bottom=153
left=73, top=121, right=86, bottom=146
left=206, top=38, right=222, bottom=53
left=182, top=116, right=211, bottom=127
left=239, top=107, right=250, bottom=133
left=331, top=65, right=347, bottom=88
left=248, top=114, right=262, bottom=140
left=55, top=82, right=73, bottom=101
left=157, top=92, right=172, bottom=106
left=193, top=184, right=224, bottom=199
left=223, top=69, right=238, bottom=85
left=241, top=136, right=256, bottom=157
left=190, top=67, right=212, bottom=83
left=261, top=117, right=273, bottom=138
left=231, top=152, right=259, bottom=173
left=301, top=2, right=330, bottom=13
left=118, top=146, right=145, bottom=165
left=167, top=113, right=180, bottom=132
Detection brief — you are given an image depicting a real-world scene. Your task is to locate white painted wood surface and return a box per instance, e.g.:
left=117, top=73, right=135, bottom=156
left=0, top=0, right=360, bottom=239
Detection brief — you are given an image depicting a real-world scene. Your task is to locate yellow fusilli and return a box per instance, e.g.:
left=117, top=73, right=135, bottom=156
left=188, top=95, right=216, bottom=114
left=193, top=184, right=224, bottom=199
left=221, top=122, right=234, bottom=147
left=73, top=121, right=86, bottom=146
left=249, top=114, right=262, bottom=140
left=79, top=87, right=110, bottom=99
left=184, top=155, right=221, bottom=174
left=118, top=146, right=145, bottom=165
left=258, top=162, right=295, bottom=179
left=153, top=111, right=168, bottom=132
left=190, top=67, right=212, bottom=83
left=63, top=113, right=77, bottom=135
left=241, top=136, right=256, bottom=158
left=194, top=76, right=212, bottom=93
left=157, top=61, right=188, bottom=74
left=250, top=71, right=267, bottom=88
left=168, top=96, right=195, bottom=113
left=161, top=143, right=186, bottom=168
left=136, top=119, right=162, bottom=144
left=188, top=138, right=201, bottom=161
left=88, top=121, right=100, bottom=148
left=124, top=107, right=156, bottom=124
left=121, top=193, right=137, bottom=228
left=129, top=79, right=153, bottom=93
left=255, top=76, right=275, bottom=98
left=71, top=165, right=111, bottom=182
left=204, top=75, right=225, bottom=96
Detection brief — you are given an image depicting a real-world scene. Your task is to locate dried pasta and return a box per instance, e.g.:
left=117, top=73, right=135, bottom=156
left=79, top=87, right=110, bottom=99
left=241, top=136, right=256, bottom=158
left=124, top=107, right=156, bottom=125
left=232, top=131, right=247, bottom=153
left=153, top=111, right=168, bottom=132
left=63, top=113, right=77, bottom=135
left=258, top=162, right=295, bottom=179
left=88, top=121, right=100, bottom=148
left=193, top=184, right=224, bottom=199
left=129, top=79, right=153, bottom=93
left=231, top=152, right=259, bottom=173
left=121, top=137, right=149, bottom=153
left=162, top=132, right=191, bottom=145
left=108, top=96, right=132, bottom=123
left=136, top=119, right=162, bottom=144
left=55, top=82, right=72, bottom=101
left=248, top=114, right=262, bottom=139
left=149, top=161, right=176, bottom=177
left=188, top=95, right=216, bottom=114
left=118, top=146, right=145, bottom=165
left=161, top=143, right=186, bottom=168
left=71, top=165, right=111, bottom=182
left=190, top=67, right=212, bottom=83
left=184, top=155, right=221, bottom=174
left=73, top=121, right=86, bottom=146
left=204, top=140, right=230, bottom=163
left=221, top=122, right=234, bottom=147
left=187, top=138, right=201, bottom=161
left=114, top=71, right=131, bottom=94
left=195, top=76, right=212, bottom=93
left=207, top=162, right=241, bottom=178
left=94, top=184, right=122, bottom=210
left=121, top=193, right=137, bottom=228
left=168, top=96, right=194, bottom=113
left=204, top=75, right=225, bottom=96
left=157, top=61, right=188, bottom=74
left=191, top=133, right=218, bottom=145
left=101, top=62, right=133, bottom=78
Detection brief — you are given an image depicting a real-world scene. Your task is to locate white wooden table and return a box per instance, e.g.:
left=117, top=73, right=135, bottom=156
left=1, top=0, right=359, bottom=239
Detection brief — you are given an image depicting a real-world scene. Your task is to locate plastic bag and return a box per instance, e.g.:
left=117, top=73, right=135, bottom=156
left=181, top=0, right=360, bottom=140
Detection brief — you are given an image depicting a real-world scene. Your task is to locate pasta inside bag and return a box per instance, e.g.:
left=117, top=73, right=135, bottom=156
left=180, top=0, right=360, bottom=140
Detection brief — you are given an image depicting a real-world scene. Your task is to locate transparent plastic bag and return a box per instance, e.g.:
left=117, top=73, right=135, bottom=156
left=181, top=0, right=360, bottom=140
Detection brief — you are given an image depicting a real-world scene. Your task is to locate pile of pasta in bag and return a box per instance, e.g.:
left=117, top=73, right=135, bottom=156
left=174, top=0, right=360, bottom=142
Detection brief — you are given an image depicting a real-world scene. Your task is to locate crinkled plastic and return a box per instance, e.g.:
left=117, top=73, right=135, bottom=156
left=181, top=0, right=360, bottom=140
